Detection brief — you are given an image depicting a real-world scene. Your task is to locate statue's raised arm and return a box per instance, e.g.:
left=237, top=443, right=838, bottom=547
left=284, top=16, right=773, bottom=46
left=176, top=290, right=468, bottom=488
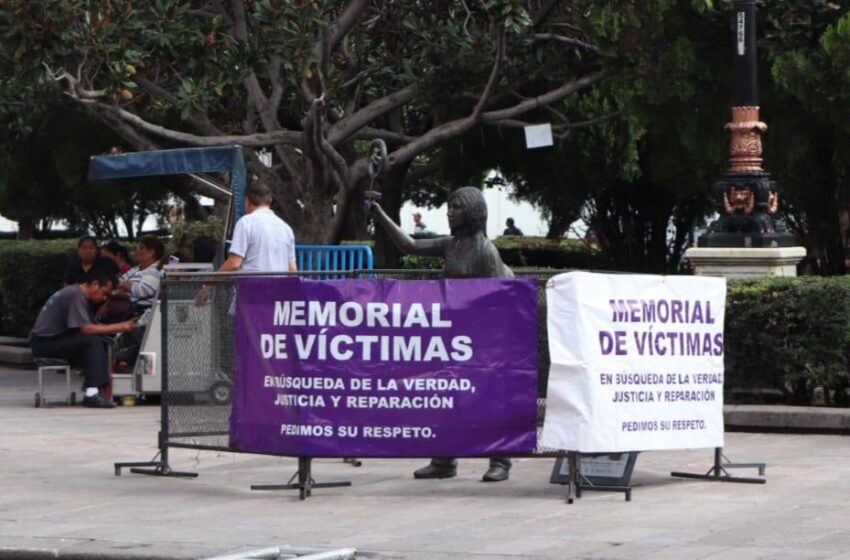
left=370, top=201, right=447, bottom=258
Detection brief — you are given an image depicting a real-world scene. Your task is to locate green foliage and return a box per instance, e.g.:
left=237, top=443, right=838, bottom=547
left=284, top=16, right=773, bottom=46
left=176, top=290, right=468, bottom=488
left=398, top=236, right=603, bottom=270
left=169, top=217, right=225, bottom=255
left=399, top=254, right=444, bottom=270
left=755, top=3, right=850, bottom=273
left=726, top=276, right=850, bottom=405
left=0, top=99, right=174, bottom=237
left=0, top=240, right=76, bottom=336
left=493, top=236, right=605, bottom=269
left=0, top=0, right=611, bottom=247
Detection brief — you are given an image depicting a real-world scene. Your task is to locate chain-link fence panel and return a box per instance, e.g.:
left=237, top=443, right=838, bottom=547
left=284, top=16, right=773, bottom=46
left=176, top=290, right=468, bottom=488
left=164, top=276, right=233, bottom=451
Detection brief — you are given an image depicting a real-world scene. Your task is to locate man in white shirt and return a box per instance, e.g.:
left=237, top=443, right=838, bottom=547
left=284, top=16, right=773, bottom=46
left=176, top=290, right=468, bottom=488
left=220, top=182, right=297, bottom=273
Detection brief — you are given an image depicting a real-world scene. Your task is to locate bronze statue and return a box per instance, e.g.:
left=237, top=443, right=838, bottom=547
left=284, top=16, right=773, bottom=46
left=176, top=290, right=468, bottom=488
left=370, top=186, right=513, bottom=482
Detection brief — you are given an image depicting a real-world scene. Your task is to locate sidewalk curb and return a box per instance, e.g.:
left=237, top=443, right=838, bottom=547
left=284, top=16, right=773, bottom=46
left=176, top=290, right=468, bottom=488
left=724, top=404, right=850, bottom=433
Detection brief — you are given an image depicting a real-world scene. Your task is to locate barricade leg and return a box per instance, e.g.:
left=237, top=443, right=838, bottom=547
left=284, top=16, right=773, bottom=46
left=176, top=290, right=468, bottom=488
left=562, top=451, right=634, bottom=503
left=251, top=456, right=352, bottom=501
left=114, top=438, right=198, bottom=478
left=671, top=447, right=766, bottom=484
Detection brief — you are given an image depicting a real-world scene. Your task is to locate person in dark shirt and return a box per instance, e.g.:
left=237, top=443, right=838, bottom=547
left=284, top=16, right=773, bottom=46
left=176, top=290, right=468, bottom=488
left=64, top=236, right=119, bottom=285
left=30, top=272, right=137, bottom=408
left=503, top=217, right=523, bottom=236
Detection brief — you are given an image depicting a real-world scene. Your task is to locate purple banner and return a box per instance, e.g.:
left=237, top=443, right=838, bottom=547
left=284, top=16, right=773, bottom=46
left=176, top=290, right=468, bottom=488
left=229, top=277, right=538, bottom=457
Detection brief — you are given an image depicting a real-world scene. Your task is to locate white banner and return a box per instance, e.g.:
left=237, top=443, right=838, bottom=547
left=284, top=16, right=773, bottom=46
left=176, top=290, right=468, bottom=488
left=541, top=272, right=726, bottom=452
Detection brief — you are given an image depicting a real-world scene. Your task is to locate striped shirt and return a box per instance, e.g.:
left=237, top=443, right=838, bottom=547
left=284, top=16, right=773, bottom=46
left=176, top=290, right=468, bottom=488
left=120, top=264, right=162, bottom=308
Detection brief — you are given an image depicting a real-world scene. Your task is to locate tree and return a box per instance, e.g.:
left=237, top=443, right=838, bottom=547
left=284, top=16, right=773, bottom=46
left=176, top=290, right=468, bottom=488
left=431, top=2, right=726, bottom=268
left=763, top=3, right=850, bottom=273
left=0, top=0, right=607, bottom=264
left=0, top=98, right=173, bottom=238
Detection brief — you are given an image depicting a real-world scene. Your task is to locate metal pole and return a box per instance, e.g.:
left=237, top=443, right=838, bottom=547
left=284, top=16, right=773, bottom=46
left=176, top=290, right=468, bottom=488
left=159, top=281, right=171, bottom=471
left=733, top=0, right=758, bottom=107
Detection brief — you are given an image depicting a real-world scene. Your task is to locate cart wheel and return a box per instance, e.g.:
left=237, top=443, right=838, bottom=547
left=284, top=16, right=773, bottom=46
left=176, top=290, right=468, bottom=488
left=34, top=393, right=41, bottom=408
left=210, top=381, right=232, bottom=406
left=70, top=392, right=77, bottom=406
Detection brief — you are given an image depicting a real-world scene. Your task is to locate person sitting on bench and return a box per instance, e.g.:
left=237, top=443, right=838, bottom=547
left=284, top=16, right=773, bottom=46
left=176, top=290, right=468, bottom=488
left=64, top=236, right=119, bottom=286
left=115, top=235, right=166, bottom=315
left=30, top=272, right=137, bottom=409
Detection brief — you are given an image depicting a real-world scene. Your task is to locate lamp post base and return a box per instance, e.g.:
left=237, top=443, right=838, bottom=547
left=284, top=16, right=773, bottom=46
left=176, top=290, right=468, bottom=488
left=685, top=246, right=805, bottom=278
left=697, top=231, right=798, bottom=249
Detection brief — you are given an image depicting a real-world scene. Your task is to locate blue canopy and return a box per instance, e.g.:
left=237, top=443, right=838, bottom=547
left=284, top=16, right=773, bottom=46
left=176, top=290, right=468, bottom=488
left=87, top=145, right=247, bottom=221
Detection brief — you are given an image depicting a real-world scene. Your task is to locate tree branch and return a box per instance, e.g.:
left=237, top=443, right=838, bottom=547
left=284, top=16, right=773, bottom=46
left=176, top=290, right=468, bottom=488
left=136, top=77, right=223, bottom=135
left=229, top=0, right=249, bottom=42
left=481, top=70, right=605, bottom=123
left=268, top=55, right=285, bottom=115
left=327, top=0, right=371, bottom=56
left=102, top=101, right=301, bottom=147
left=532, top=33, right=598, bottom=52
left=472, top=24, right=506, bottom=121
left=350, top=70, right=605, bottom=182
left=327, top=84, right=417, bottom=145
left=486, top=111, right=620, bottom=131
left=531, top=0, right=563, bottom=27
left=350, top=127, right=415, bottom=145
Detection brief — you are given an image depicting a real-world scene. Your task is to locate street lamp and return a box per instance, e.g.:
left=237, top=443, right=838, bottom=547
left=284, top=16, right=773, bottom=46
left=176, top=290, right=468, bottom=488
left=698, top=0, right=795, bottom=248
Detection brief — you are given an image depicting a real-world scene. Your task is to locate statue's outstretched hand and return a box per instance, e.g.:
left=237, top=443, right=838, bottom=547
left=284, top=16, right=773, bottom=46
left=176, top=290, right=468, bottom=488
left=363, top=190, right=382, bottom=213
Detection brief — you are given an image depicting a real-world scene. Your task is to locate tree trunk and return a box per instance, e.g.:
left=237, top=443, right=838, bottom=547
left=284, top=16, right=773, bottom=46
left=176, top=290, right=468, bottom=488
left=338, top=189, right=369, bottom=243
left=546, top=212, right=574, bottom=239
left=16, top=217, right=34, bottom=240
left=372, top=165, right=410, bottom=269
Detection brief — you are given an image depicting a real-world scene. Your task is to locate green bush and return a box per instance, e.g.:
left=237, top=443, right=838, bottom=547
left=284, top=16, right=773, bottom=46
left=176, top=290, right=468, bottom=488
left=0, top=240, right=76, bottom=336
left=725, top=276, right=850, bottom=405
left=168, top=217, right=224, bottom=256
left=494, top=236, right=606, bottom=269
left=397, top=237, right=605, bottom=271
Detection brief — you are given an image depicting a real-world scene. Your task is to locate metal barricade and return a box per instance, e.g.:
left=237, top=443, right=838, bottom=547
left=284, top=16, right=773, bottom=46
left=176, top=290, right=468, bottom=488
left=116, top=269, right=625, bottom=502
left=155, top=269, right=559, bottom=453
left=296, top=245, right=373, bottom=278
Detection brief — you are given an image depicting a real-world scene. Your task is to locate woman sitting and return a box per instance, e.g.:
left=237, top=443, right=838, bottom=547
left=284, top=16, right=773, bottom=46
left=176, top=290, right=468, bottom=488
left=115, top=235, right=166, bottom=315
left=64, top=236, right=119, bottom=286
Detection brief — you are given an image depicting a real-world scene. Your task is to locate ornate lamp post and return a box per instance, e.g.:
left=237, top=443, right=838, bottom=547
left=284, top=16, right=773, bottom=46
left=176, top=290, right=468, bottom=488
left=698, top=0, right=795, bottom=249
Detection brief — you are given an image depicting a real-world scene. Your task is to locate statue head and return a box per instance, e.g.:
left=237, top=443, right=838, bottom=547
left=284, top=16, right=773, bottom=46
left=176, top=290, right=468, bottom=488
left=447, top=187, right=487, bottom=237
left=724, top=186, right=755, bottom=215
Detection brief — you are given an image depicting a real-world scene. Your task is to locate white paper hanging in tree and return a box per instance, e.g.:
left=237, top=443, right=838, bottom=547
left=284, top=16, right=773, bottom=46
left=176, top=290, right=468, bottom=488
left=524, top=123, right=553, bottom=149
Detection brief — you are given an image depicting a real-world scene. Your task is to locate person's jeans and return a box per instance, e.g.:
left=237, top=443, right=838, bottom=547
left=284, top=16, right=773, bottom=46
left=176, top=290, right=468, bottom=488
left=31, top=332, right=110, bottom=388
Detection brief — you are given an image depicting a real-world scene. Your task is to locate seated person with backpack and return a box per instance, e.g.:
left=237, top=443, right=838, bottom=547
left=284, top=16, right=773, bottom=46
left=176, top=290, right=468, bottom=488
left=114, top=235, right=166, bottom=316
left=30, top=272, right=137, bottom=408
left=107, top=236, right=166, bottom=373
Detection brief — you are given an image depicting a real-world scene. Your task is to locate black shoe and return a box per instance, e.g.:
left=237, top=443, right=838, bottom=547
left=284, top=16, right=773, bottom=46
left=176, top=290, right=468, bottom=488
left=482, top=465, right=510, bottom=482
left=413, top=464, right=457, bottom=479
left=83, top=394, right=115, bottom=409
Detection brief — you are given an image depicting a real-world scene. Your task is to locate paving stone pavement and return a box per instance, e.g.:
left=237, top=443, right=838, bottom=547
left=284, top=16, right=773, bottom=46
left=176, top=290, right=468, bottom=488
left=2, top=366, right=850, bottom=560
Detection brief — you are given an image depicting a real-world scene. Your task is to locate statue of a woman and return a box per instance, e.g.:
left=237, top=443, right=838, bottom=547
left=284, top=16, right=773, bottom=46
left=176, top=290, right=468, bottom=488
left=370, top=186, right=513, bottom=482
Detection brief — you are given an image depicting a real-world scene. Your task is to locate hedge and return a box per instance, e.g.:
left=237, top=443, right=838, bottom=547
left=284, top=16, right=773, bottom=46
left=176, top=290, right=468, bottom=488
left=725, top=276, right=850, bottom=405
left=400, top=236, right=605, bottom=270
left=0, top=240, right=77, bottom=337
